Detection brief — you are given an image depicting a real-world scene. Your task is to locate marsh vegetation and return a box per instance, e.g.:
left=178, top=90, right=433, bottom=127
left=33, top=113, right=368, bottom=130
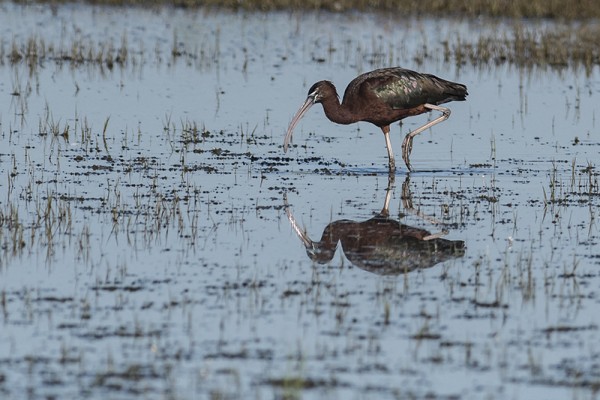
left=12, top=0, right=600, bottom=19
left=1, top=2, right=599, bottom=399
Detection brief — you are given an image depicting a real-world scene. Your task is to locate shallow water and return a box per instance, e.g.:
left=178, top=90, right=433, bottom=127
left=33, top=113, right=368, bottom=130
left=1, top=3, right=599, bottom=400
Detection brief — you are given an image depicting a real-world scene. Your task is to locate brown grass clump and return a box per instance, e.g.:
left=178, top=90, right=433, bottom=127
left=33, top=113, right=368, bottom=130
left=450, top=23, right=600, bottom=73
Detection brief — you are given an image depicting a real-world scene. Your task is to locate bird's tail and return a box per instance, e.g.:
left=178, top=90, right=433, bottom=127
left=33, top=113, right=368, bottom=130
left=441, top=81, right=468, bottom=102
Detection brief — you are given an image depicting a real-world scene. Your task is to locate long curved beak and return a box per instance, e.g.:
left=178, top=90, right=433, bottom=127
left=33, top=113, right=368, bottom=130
left=283, top=95, right=316, bottom=153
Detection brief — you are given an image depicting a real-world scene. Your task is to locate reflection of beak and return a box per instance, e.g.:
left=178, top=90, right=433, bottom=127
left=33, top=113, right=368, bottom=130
left=283, top=193, right=316, bottom=255
left=283, top=94, right=316, bottom=152
left=285, top=203, right=314, bottom=250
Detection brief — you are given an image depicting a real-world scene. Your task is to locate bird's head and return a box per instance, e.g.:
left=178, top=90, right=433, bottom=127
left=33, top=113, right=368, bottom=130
left=283, top=81, right=337, bottom=152
left=306, top=80, right=336, bottom=104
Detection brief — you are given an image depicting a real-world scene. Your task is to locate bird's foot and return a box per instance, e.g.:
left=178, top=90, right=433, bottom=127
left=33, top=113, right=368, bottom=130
left=401, top=135, right=413, bottom=171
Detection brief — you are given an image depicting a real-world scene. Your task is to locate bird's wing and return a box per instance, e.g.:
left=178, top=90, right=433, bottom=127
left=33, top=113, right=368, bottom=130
left=342, top=68, right=467, bottom=111
left=347, top=68, right=464, bottom=110
left=371, top=69, right=440, bottom=109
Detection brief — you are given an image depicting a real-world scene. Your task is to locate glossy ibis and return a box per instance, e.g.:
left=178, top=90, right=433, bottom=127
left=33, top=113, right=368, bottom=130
left=283, top=67, right=468, bottom=171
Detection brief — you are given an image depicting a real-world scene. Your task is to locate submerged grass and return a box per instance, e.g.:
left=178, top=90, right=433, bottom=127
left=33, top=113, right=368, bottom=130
left=1, top=34, right=135, bottom=70
left=451, top=24, right=600, bottom=73
left=3, top=22, right=600, bottom=74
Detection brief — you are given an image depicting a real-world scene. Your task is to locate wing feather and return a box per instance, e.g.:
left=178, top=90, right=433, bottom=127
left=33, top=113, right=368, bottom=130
left=343, top=68, right=467, bottom=110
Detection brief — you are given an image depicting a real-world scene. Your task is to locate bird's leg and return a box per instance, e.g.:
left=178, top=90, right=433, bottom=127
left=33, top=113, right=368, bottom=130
left=401, top=175, right=448, bottom=238
left=401, top=104, right=451, bottom=171
left=400, top=175, right=413, bottom=211
left=382, top=125, right=396, bottom=173
left=381, top=172, right=395, bottom=217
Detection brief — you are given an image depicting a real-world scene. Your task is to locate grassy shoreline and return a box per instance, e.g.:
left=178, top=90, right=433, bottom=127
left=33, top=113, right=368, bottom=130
left=5, top=0, right=600, bottom=19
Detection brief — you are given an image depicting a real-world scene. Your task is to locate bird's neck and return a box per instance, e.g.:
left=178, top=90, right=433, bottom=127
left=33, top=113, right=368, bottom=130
left=321, top=96, right=358, bottom=125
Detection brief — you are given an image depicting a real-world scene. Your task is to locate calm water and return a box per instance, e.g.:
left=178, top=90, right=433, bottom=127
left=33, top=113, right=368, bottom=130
left=1, top=3, right=599, bottom=399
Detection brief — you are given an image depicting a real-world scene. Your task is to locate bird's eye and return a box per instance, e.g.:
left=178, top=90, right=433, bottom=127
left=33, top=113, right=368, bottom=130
left=310, top=91, right=320, bottom=102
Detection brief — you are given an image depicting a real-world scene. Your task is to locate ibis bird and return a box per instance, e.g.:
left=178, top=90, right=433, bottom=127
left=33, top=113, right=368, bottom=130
left=283, top=67, right=468, bottom=171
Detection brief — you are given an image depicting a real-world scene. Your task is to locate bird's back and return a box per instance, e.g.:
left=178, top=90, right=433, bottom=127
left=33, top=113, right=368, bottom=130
left=343, top=67, right=468, bottom=111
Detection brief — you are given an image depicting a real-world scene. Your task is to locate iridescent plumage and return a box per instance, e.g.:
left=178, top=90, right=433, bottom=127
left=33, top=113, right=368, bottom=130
left=284, top=67, right=468, bottom=171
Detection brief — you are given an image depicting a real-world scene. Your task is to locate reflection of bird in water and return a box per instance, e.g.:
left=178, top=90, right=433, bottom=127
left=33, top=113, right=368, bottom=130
left=283, top=67, right=468, bottom=171
left=284, top=176, right=464, bottom=275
